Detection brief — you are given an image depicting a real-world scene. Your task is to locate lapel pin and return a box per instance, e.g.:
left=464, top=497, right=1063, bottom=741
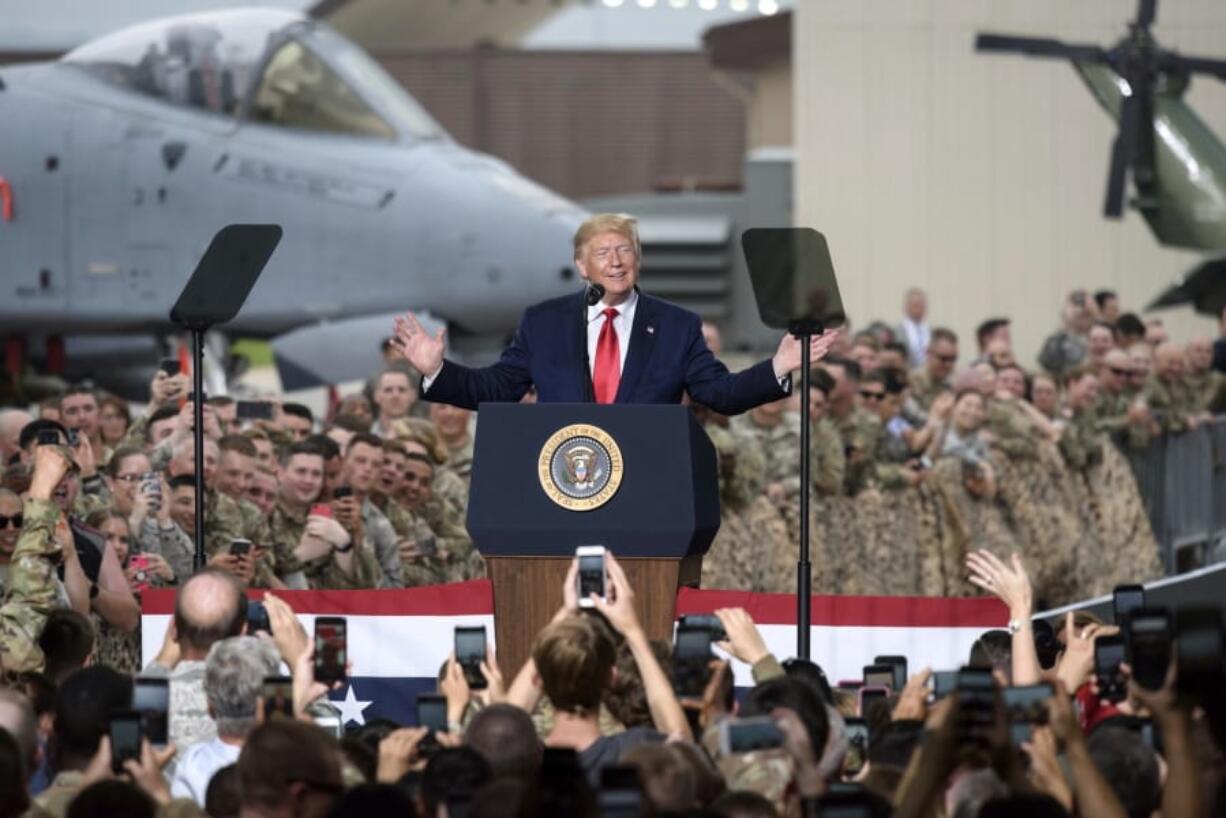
left=646, top=326, right=655, bottom=335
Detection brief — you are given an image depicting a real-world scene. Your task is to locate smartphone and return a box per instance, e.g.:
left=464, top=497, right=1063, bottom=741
left=930, top=671, right=957, bottom=701
left=247, top=600, right=271, bottom=634
left=308, top=503, right=333, bottom=519
left=229, top=538, right=252, bottom=558
left=236, top=401, right=274, bottom=421
left=955, top=667, right=997, bottom=744
left=313, top=616, right=347, bottom=685
left=718, top=716, right=784, bottom=755
left=808, top=791, right=874, bottom=818
left=874, top=655, right=907, bottom=693
left=262, top=675, right=295, bottom=721
left=36, top=429, right=61, bottom=446
left=417, top=693, right=448, bottom=733
left=837, top=680, right=865, bottom=692
left=598, top=765, right=643, bottom=818
left=159, top=358, right=181, bottom=377
left=332, top=486, right=354, bottom=500
left=1002, top=683, right=1053, bottom=746
left=862, top=664, right=894, bottom=691
left=314, top=714, right=342, bottom=739
left=67, top=429, right=80, bottom=447
left=109, top=711, right=143, bottom=774
left=455, top=626, right=488, bottom=691
left=131, top=677, right=169, bottom=745
left=575, top=545, right=606, bottom=608
left=679, top=614, right=726, bottom=642
left=672, top=625, right=714, bottom=697
left=1095, top=635, right=1127, bottom=703
left=858, top=686, right=888, bottom=718
left=1113, top=584, right=1147, bottom=627
left=1128, top=609, right=1172, bottom=691
left=842, top=717, right=869, bottom=776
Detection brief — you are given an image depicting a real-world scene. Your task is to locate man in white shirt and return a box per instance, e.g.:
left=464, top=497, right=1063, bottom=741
left=171, top=635, right=281, bottom=805
left=895, top=288, right=931, bottom=369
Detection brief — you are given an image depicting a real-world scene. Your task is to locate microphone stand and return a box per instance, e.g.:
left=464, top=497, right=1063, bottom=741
left=581, top=283, right=605, bottom=402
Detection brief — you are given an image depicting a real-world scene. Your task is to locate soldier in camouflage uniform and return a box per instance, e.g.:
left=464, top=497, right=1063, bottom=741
left=430, top=402, right=476, bottom=484
left=700, top=424, right=791, bottom=593
left=1058, top=367, right=1105, bottom=471
left=400, top=436, right=481, bottom=581
left=729, top=397, right=799, bottom=504
left=823, top=358, right=883, bottom=496
left=1145, top=342, right=1201, bottom=433
left=906, top=327, right=959, bottom=414
left=1093, top=349, right=1155, bottom=450
left=0, top=445, right=74, bottom=674
left=1184, top=337, right=1225, bottom=413
left=372, top=440, right=449, bottom=586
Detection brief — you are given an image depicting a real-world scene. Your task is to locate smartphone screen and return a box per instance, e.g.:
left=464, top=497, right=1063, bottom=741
left=931, top=671, right=957, bottom=700
left=455, top=626, right=488, bottom=690
left=578, top=552, right=606, bottom=600
left=858, top=687, right=887, bottom=718
left=1095, top=636, right=1127, bottom=702
left=237, top=401, right=274, bottom=421
left=314, top=617, right=347, bottom=685
left=679, top=614, right=726, bottom=642
left=862, top=665, right=894, bottom=691
left=262, top=676, right=295, bottom=720
left=955, top=668, right=996, bottom=743
left=1002, top=683, right=1053, bottom=745
left=674, top=626, right=713, bottom=661
left=726, top=718, right=783, bottom=754
left=247, top=600, right=271, bottom=634
left=417, top=694, right=448, bottom=733
left=131, top=678, right=169, bottom=745
left=1113, top=584, right=1146, bottom=625
left=229, top=538, right=252, bottom=557
left=1128, top=612, right=1171, bottom=691
left=598, top=766, right=643, bottom=818
left=842, top=717, right=869, bottom=776
left=874, top=655, right=907, bottom=692
left=109, top=712, right=143, bottom=774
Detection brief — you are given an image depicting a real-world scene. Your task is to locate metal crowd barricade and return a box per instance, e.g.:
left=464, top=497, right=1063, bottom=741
left=1121, top=416, right=1226, bottom=574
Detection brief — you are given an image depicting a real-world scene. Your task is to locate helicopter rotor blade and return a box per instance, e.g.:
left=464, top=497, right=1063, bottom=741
left=1104, top=89, right=1141, bottom=218
left=1157, top=52, right=1226, bottom=81
left=975, top=33, right=1108, bottom=63
left=1136, top=0, right=1157, bottom=29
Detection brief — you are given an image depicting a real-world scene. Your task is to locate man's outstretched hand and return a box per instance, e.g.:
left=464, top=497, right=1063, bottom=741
left=772, top=329, right=840, bottom=379
left=393, top=313, right=447, bottom=379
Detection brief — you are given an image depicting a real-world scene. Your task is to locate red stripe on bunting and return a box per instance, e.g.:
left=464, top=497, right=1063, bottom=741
left=675, top=588, right=1006, bottom=628
left=140, top=580, right=495, bottom=616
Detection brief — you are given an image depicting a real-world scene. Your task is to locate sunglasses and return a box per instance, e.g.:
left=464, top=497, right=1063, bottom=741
left=859, top=390, right=885, bottom=401
left=0, top=514, right=23, bottom=529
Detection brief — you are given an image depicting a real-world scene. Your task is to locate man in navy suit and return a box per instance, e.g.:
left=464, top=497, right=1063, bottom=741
left=395, top=213, right=837, bottom=415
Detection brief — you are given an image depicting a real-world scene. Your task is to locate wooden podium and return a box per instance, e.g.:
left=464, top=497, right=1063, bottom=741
left=467, top=404, right=720, bottom=677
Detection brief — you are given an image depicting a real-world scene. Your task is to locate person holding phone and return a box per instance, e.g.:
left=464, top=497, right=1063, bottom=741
left=505, top=553, right=691, bottom=784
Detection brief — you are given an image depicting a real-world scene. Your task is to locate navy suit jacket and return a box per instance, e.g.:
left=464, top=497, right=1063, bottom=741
left=424, top=290, right=787, bottom=415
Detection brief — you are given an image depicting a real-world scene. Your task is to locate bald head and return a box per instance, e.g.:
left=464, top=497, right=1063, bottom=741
left=1103, top=349, right=1132, bottom=370
left=174, top=569, right=246, bottom=659
left=1187, top=336, right=1213, bottom=373
left=1154, top=342, right=1184, bottom=380
left=0, top=409, right=33, bottom=461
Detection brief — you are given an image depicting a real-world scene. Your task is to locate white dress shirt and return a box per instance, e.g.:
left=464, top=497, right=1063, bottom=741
left=899, top=317, right=930, bottom=368
left=586, top=288, right=638, bottom=377
left=170, top=736, right=241, bottom=805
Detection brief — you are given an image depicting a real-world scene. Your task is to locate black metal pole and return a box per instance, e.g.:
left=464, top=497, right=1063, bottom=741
left=797, top=332, right=812, bottom=660
left=191, top=327, right=207, bottom=571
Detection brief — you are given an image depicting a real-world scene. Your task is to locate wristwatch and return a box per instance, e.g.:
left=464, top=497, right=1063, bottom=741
left=334, top=536, right=354, bottom=554
left=1007, top=618, right=1023, bottom=635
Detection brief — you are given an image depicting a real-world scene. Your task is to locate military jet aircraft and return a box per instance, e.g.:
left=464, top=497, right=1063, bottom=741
left=976, top=0, right=1226, bottom=251
left=0, top=8, right=587, bottom=397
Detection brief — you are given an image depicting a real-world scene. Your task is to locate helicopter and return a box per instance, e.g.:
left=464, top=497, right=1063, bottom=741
left=0, top=8, right=587, bottom=398
left=976, top=0, right=1226, bottom=251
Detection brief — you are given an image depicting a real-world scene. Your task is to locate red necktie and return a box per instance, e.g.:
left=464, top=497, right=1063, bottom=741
left=593, top=307, right=621, bottom=404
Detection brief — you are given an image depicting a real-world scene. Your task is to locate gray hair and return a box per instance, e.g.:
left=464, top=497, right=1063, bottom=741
left=204, top=636, right=281, bottom=739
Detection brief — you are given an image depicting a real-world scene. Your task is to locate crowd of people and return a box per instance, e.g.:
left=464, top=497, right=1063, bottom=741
left=0, top=284, right=1223, bottom=816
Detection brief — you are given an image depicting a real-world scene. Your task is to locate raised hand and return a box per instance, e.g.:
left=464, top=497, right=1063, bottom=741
left=771, top=328, right=840, bottom=379
left=966, top=550, right=1033, bottom=619
left=393, top=313, right=447, bottom=378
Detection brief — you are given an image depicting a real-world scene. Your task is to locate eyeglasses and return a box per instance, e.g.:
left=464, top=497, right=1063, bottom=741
left=0, top=515, right=23, bottom=529
left=859, top=390, right=885, bottom=401
left=114, top=474, right=145, bottom=483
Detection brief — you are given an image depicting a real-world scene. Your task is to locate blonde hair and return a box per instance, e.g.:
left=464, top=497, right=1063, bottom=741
left=573, top=213, right=641, bottom=260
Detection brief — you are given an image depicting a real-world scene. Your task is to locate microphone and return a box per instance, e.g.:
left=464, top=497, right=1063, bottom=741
left=584, top=282, right=606, bottom=307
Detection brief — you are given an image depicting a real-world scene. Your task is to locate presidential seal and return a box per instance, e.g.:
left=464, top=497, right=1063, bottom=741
left=538, top=424, right=624, bottom=511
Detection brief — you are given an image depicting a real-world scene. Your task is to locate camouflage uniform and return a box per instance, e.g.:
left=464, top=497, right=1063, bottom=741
left=730, top=411, right=800, bottom=492
left=808, top=417, right=846, bottom=497
left=416, top=471, right=481, bottom=581
left=372, top=494, right=448, bottom=586
left=72, top=474, right=113, bottom=518
left=1144, top=375, right=1197, bottom=433
left=907, top=369, right=949, bottom=413
left=0, top=498, right=63, bottom=674
left=1058, top=408, right=1105, bottom=471
left=1185, top=369, right=1224, bottom=412
left=444, top=436, right=475, bottom=482
left=203, top=489, right=278, bottom=588
left=984, top=399, right=1042, bottom=461
left=833, top=407, right=882, bottom=496
left=1093, top=389, right=1152, bottom=450
left=135, top=519, right=195, bottom=581
left=363, top=498, right=404, bottom=588
left=266, top=501, right=382, bottom=589
left=701, top=425, right=792, bottom=593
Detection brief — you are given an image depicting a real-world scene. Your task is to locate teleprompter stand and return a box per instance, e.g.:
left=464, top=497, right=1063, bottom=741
left=170, top=225, right=282, bottom=570
left=742, top=228, right=845, bottom=660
